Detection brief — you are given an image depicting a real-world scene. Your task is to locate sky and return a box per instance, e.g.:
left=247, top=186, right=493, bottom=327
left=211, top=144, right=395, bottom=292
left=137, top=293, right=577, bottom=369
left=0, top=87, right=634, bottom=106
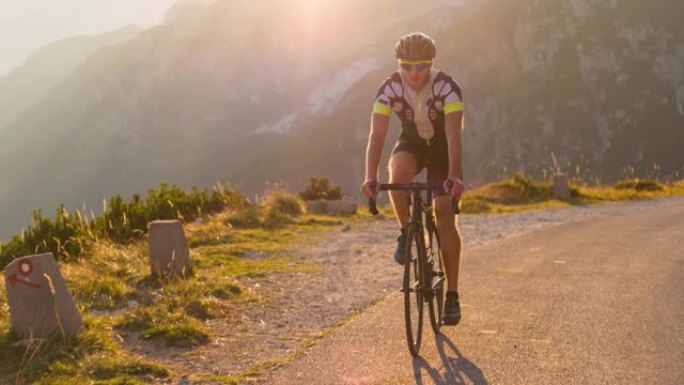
left=0, top=0, right=177, bottom=75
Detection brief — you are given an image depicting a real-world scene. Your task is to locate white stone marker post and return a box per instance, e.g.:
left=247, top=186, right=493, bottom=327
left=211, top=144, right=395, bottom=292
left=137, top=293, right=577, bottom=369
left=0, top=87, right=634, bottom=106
left=4, top=253, right=83, bottom=339
left=148, top=220, right=192, bottom=277
left=553, top=173, right=572, bottom=200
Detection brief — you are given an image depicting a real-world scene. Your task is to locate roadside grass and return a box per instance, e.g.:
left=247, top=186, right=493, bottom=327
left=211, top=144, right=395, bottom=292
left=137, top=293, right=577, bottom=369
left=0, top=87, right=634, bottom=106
left=459, top=175, right=684, bottom=214
left=460, top=174, right=567, bottom=213
left=0, top=312, right=169, bottom=385
left=0, top=191, right=347, bottom=383
left=576, top=178, right=684, bottom=202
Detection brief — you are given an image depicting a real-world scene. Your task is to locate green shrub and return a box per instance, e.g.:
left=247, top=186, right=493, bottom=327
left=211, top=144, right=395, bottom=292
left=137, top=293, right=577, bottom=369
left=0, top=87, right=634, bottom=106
left=226, top=191, right=303, bottom=229
left=613, top=178, right=664, bottom=192
left=262, top=206, right=295, bottom=228
left=210, top=283, right=242, bottom=299
left=116, top=307, right=209, bottom=347
left=475, top=173, right=553, bottom=205
left=0, top=206, right=86, bottom=269
left=460, top=198, right=492, bottom=214
left=226, top=206, right=261, bottom=228
left=183, top=298, right=213, bottom=320
left=511, top=173, right=552, bottom=199
left=298, top=177, right=344, bottom=200
left=261, top=191, right=303, bottom=227
left=0, top=183, right=249, bottom=269
left=263, top=191, right=304, bottom=216
left=79, top=275, right=130, bottom=310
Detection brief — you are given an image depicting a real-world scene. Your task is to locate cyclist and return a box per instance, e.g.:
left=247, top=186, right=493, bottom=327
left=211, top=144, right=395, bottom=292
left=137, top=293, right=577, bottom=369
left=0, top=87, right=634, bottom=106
left=361, top=32, right=465, bottom=326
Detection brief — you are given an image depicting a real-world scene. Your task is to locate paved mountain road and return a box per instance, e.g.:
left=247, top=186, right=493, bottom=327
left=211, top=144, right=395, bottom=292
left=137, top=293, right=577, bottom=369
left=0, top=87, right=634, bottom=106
left=259, top=199, right=684, bottom=385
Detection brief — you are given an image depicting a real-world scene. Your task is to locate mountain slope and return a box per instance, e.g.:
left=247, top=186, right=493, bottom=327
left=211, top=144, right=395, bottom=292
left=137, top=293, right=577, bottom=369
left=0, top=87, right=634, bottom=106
left=0, top=0, right=463, bottom=240
left=0, top=25, right=141, bottom=132
left=1, top=0, right=683, bottom=241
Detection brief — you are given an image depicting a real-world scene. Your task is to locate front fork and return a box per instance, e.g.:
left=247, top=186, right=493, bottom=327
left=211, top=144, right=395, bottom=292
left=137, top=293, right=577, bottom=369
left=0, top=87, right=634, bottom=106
left=423, top=204, right=446, bottom=292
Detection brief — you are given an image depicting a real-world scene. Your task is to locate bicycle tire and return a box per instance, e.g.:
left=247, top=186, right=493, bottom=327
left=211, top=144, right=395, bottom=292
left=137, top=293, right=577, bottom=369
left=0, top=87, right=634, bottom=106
left=427, top=227, right=444, bottom=334
left=403, top=223, right=424, bottom=356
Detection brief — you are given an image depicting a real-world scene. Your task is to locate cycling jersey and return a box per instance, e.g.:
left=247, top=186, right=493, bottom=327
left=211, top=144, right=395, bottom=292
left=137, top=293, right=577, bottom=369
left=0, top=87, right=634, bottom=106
left=372, top=69, right=464, bottom=146
left=372, top=69, right=464, bottom=195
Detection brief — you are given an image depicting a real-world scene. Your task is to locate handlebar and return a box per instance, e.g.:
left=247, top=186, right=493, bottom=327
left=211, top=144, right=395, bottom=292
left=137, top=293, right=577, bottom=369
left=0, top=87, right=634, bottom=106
left=368, top=182, right=461, bottom=216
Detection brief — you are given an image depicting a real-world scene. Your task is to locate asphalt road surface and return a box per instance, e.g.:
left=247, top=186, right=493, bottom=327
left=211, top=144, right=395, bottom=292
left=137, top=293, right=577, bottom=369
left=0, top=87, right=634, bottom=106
left=260, top=199, right=684, bottom=385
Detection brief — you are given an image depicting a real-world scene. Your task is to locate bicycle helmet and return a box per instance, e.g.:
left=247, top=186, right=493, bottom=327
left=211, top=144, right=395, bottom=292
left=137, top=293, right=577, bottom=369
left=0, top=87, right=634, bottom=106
left=395, top=32, right=436, bottom=61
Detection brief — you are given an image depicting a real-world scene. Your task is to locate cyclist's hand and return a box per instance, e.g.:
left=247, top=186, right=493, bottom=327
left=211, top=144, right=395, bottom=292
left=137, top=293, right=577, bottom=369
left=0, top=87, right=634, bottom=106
left=361, top=180, right=379, bottom=199
left=444, top=178, right=464, bottom=200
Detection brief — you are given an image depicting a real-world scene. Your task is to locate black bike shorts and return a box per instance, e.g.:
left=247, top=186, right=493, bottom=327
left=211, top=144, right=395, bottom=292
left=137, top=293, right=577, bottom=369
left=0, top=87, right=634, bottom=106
left=391, top=138, right=450, bottom=197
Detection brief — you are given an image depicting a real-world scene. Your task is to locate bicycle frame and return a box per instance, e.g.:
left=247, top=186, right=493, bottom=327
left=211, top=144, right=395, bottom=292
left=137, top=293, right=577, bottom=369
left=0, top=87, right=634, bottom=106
left=409, top=185, right=445, bottom=296
left=368, top=182, right=449, bottom=355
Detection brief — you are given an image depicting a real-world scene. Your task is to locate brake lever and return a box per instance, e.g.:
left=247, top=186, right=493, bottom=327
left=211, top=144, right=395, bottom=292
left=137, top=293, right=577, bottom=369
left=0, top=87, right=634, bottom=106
left=368, top=181, right=379, bottom=215
left=445, top=179, right=461, bottom=214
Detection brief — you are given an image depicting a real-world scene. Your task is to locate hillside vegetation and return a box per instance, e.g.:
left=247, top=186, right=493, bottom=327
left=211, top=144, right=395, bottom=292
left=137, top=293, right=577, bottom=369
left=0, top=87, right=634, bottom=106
left=0, top=183, right=248, bottom=270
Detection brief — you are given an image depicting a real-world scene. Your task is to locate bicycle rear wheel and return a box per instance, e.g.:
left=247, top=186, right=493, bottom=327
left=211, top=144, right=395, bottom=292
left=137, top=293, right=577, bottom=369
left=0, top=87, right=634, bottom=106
left=403, top=224, right=424, bottom=356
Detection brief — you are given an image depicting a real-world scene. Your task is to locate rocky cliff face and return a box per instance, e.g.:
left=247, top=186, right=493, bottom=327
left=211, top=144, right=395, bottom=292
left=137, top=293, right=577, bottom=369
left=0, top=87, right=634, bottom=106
left=0, top=0, right=682, bottom=240
left=239, top=0, right=683, bottom=192
left=495, top=0, right=684, bottom=179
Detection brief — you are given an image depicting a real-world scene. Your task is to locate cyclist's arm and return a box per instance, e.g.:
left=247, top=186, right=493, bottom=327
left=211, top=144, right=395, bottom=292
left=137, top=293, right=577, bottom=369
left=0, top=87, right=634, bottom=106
left=444, top=110, right=464, bottom=181
left=365, top=113, right=390, bottom=181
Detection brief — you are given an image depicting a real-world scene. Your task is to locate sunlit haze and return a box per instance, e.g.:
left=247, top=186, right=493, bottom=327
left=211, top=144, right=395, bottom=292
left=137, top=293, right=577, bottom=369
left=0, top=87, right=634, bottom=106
left=0, top=0, right=176, bottom=75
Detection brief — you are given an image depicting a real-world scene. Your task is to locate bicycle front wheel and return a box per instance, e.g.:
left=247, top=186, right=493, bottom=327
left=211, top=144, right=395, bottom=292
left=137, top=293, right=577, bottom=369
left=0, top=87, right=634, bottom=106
left=403, top=223, right=425, bottom=356
left=428, top=229, right=445, bottom=334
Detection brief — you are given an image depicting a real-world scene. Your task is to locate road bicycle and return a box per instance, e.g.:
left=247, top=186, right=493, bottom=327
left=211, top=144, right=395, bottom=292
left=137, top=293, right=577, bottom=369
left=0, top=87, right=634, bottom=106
left=369, top=181, right=459, bottom=356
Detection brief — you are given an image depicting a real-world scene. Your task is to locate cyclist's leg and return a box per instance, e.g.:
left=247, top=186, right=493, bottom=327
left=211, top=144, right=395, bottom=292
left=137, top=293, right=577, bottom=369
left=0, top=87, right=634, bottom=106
left=428, top=159, right=462, bottom=292
left=388, top=143, right=421, bottom=229
left=433, top=196, right=461, bottom=292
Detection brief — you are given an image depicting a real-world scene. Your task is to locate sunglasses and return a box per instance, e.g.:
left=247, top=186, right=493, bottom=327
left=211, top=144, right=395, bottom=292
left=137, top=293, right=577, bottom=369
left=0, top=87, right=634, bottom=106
left=399, top=60, right=433, bottom=71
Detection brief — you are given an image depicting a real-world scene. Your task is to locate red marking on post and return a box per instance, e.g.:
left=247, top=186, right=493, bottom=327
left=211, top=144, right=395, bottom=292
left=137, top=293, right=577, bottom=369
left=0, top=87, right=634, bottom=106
left=18, top=260, right=33, bottom=276
left=7, top=272, right=42, bottom=289
left=8, top=273, right=17, bottom=288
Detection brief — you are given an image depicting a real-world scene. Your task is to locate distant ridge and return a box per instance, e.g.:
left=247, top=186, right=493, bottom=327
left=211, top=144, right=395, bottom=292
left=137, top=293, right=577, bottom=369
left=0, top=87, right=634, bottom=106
left=0, top=25, right=141, bottom=131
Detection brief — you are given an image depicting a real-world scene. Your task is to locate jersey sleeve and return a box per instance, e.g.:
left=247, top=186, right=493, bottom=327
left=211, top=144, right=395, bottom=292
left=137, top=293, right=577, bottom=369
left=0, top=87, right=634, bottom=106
left=372, top=78, right=393, bottom=117
left=435, top=75, right=464, bottom=115
left=444, top=80, right=463, bottom=115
